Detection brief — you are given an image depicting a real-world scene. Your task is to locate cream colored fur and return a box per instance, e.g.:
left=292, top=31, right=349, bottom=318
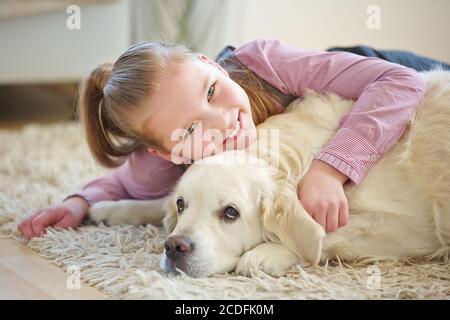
left=89, top=70, right=450, bottom=277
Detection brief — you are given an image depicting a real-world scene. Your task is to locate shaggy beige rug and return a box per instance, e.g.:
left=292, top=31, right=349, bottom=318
left=0, top=122, right=449, bottom=299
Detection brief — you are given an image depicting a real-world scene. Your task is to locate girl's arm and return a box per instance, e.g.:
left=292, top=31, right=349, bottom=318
left=66, top=147, right=184, bottom=206
left=18, top=149, right=182, bottom=240
left=234, top=38, right=427, bottom=185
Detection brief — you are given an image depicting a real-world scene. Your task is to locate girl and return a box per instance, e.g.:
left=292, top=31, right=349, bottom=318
left=18, top=38, right=429, bottom=239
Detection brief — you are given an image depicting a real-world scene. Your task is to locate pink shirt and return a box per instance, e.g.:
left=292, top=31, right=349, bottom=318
left=70, top=39, right=427, bottom=205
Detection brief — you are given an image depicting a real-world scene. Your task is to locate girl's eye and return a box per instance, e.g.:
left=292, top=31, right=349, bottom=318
left=207, top=82, right=216, bottom=101
left=187, top=123, right=195, bottom=135
left=184, top=121, right=198, bottom=139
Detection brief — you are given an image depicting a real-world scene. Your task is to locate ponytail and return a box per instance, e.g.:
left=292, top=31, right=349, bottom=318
left=78, top=62, right=141, bottom=168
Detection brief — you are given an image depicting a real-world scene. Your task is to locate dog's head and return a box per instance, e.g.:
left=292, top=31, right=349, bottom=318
left=160, top=151, right=324, bottom=277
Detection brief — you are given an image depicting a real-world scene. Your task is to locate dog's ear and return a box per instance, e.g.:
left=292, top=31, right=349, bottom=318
left=162, top=196, right=178, bottom=232
left=260, top=181, right=325, bottom=265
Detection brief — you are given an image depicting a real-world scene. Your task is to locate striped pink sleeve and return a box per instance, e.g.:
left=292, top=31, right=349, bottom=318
left=66, top=148, right=184, bottom=205
left=234, top=39, right=427, bottom=185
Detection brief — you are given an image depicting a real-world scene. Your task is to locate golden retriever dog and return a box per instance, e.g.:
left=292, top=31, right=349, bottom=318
left=89, top=70, right=450, bottom=277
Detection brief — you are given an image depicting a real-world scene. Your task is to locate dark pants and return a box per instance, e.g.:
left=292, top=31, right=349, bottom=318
left=326, top=45, right=450, bottom=72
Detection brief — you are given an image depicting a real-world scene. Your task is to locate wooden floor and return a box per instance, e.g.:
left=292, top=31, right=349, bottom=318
left=0, top=84, right=107, bottom=299
left=0, top=235, right=106, bottom=299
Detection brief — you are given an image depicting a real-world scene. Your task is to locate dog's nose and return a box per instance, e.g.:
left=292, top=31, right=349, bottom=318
left=164, top=235, right=194, bottom=258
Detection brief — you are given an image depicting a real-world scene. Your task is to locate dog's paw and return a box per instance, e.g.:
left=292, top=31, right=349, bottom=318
left=87, top=199, right=166, bottom=227
left=87, top=201, right=121, bottom=226
left=235, top=251, right=287, bottom=277
left=235, top=243, right=299, bottom=277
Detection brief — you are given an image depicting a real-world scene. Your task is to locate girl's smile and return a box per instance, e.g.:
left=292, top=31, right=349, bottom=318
left=223, top=111, right=243, bottom=144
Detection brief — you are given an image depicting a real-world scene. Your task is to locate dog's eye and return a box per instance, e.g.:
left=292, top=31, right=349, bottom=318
left=176, top=197, right=185, bottom=214
left=224, top=205, right=239, bottom=220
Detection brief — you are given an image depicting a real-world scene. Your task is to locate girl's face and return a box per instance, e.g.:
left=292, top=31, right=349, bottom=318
left=144, top=54, right=257, bottom=164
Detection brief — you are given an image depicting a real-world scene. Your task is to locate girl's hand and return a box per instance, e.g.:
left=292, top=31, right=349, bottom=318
left=17, top=196, right=90, bottom=240
left=297, top=160, right=349, bottom=232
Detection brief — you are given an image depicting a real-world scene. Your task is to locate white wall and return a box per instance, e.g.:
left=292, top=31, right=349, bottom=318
left=1, top=0, right=448, bottom=86
left=226, top=0, right=450, bottom=63
left=0, top=0, right=130, bottom=84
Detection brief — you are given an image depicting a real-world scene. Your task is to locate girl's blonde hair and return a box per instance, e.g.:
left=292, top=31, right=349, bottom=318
left=78, top=40, right=293, bottom=168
